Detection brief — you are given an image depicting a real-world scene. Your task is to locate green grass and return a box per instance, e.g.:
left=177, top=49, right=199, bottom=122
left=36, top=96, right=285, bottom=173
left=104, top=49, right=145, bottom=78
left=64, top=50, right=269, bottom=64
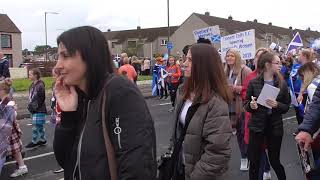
left=12, top=77, right=54, bottom=92
left=12, top=75, right=152, bottom=92
left=137, top=75, right=152, bottom=81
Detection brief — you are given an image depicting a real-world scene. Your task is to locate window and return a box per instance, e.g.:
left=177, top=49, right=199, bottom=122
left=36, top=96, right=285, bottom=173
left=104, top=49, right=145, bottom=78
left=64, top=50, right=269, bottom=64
left=161, top=39, right=167, bottom=46
left=1, top=34, right=12, bottom=49
left=127, top=41, right=137, bottom=48
left=265, top=33, right=273, bottom=43
left=111, top=42, right=116, bottom=48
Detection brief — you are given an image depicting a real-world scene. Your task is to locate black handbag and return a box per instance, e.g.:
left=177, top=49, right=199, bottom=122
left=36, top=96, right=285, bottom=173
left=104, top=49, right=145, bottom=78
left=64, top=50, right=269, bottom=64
left=158, top=103, right=200, bottom=180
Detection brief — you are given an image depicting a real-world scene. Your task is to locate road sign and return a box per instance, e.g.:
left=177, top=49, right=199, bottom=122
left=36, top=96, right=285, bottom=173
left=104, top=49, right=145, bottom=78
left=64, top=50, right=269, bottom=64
left=167, top=41, right=173, bottom=50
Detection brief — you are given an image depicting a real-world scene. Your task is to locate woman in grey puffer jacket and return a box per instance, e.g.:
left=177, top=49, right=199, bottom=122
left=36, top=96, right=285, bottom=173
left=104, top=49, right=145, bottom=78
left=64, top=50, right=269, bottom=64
left=170, top=43, right=233, bottom=180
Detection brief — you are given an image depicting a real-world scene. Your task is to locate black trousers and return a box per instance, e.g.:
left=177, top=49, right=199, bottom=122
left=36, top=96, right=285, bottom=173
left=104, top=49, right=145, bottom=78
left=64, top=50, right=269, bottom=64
left=249, top=130, right=286, bottom=180
left=168, top=82, right=179, bottom=107
left=160, top=82, right=168, bottom=98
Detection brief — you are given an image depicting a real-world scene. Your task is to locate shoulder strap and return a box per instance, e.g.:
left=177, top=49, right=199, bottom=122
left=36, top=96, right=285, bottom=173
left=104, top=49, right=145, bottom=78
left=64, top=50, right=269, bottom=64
left=172, top=103, right=201, bottom=159
left=101, top=74, right=118, bottom=180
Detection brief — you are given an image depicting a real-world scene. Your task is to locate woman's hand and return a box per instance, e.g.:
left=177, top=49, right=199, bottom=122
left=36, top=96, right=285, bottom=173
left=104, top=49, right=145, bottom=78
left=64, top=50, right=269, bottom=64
left=250, top=96, right=258, bottom=110
left=266, top=99, right=278, bottom=108
left=295, top=131, right=313, bottom=151
left=232, top=85, right=242, bottom=93
left=55, top=77, right=78, bottom=111
left=297, top=94, right=303, bottom=104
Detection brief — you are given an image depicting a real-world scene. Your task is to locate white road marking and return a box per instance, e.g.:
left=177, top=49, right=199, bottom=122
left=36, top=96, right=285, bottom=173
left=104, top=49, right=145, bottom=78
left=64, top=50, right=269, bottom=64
left=152, top=102, right=171, bottom=106
left=4, top=152, right=54, bottom=166
left=283, top=116, right=296, bottom=121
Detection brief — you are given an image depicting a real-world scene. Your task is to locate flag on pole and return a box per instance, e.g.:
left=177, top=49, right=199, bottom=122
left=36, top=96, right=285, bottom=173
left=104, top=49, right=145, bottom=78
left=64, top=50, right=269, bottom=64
left=160, top=68, right=169, bottom=88
left=285, top=32, right=303, bottom=55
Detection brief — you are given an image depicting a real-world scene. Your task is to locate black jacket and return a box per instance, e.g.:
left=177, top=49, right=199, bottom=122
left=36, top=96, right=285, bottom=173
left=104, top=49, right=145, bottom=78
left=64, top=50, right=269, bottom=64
left=0, top=58, right=10, bottom=78
left=27, top=80, right=47, bottom=114
left=53, top=75, right=157, bottom=180
left=299, top=84, right=320, bottom=135
left=244, top=75, right=290, bottom=135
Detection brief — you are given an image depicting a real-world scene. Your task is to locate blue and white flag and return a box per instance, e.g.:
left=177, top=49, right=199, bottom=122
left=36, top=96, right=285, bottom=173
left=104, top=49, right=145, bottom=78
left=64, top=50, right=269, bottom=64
left=285, top=32, right=303, bottom=55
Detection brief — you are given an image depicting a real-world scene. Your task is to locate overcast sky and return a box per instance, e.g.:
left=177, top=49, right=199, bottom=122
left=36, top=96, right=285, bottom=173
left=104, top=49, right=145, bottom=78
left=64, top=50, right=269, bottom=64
left=2, top=0, right=320, bottom=50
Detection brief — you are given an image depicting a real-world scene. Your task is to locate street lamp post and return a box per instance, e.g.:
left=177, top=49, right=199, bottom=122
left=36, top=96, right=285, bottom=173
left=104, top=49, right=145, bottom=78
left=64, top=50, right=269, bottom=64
left=167, top=0, right=170, bottom=56
left=45, top=11, right=59, bottom=61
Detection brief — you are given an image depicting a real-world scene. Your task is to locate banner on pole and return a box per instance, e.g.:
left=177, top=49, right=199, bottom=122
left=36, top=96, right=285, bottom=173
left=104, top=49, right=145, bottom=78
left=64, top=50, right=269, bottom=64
left=221, top=29, right=256, bottom=60
left=193, top=26, right=221, bottom=43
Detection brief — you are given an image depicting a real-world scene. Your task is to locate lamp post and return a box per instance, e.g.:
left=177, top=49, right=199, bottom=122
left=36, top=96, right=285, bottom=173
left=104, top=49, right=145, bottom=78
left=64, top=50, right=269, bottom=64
left=45, top=11, right=59, bottom=61
left=167, top=0, right=170, bottom=56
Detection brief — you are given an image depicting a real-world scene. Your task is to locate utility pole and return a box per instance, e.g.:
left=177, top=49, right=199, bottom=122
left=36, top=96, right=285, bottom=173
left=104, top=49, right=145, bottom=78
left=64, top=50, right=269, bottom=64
left=44, top=11, right=59, bottom=61
left=167, top=0, right=170, bottom=56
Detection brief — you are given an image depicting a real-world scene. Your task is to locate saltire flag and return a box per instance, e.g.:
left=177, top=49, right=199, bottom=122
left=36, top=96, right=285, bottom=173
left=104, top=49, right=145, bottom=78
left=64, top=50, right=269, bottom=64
left=160, top=68, right=169, bottom=88
left=288, top=64, right=301, bottom=107
left=285, top=32, right=303, bottom=55
left=152, top=75, right=159, bottom=96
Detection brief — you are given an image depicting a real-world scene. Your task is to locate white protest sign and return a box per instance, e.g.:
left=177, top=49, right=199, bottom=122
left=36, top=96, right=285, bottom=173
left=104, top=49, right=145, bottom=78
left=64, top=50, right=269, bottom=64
left=221, top=29, right=256, bottom=60
left=193, top=26, right=221, bottom=43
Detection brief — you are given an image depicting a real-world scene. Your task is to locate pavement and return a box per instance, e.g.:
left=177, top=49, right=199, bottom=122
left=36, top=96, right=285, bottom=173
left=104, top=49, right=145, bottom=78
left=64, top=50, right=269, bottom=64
left=14, top=80, right=153, bottom=120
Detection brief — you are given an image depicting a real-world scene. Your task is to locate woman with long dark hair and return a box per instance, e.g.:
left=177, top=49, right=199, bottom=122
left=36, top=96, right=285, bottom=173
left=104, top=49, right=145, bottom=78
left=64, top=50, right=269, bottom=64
left=170, top=43, right=232, bottom=179
left=245, top=51, right=290, bottom=180
left=53, top=26, right=157, bottom=180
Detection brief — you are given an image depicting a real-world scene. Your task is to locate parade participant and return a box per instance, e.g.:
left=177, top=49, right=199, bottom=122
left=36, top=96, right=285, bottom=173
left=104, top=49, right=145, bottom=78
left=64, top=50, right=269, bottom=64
left=118, top=56, right=137, bottom=83
left=152, top=56, right=163, bottom=97
left=0, top=79, right=28, bottom=177
left=296, top=62, right=320, bottom=179
left=224, top=48, right=252, bottom=171
left=241, top=48, right=272, bottom=179
left=289, top=49, right=312, bottom=125
left=245, top=51, right=290, bottom=180
left=170, top=43, right=232, bottom=179
left=143, top=57, right=151, bottom=75
left=0, top=52, right=10, bottom=80
left=53, top=26, right=157, bottom=180
left=25, top=68, right=47, bottom=149
left=166, top=56, right=181, bottom=112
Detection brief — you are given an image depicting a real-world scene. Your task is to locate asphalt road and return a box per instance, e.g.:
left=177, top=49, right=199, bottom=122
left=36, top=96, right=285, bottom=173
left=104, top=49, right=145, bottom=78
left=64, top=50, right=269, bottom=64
left=0, top=97, right=306, bottom=180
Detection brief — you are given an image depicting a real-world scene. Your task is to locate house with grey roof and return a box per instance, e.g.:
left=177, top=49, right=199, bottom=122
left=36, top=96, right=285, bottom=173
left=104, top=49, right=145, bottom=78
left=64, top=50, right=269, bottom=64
left=170, top=12, right=320, bottom=56
left=104, top=26, right=178, bottom=58
left=0, top=14, right=22, bottom=67
left=104, top=12, right=320, bottom=57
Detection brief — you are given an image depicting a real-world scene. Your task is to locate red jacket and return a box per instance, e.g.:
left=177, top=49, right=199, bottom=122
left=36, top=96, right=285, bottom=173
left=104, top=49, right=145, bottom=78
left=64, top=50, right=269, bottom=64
left=241, top=71, right=258, bottom=144
left=166, top=65, right=181, bottom=84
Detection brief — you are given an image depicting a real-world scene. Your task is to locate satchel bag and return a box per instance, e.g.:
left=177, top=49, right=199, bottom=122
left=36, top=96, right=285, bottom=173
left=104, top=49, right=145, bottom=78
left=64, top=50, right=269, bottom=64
left=101, top=74, right=118, bottom=180
left=158, top=103, right=200, bottom=180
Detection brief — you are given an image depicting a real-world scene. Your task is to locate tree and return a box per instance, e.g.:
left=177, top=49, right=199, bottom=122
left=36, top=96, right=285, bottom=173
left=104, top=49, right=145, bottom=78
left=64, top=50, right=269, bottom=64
left=33, top=45, right=51, bottom=55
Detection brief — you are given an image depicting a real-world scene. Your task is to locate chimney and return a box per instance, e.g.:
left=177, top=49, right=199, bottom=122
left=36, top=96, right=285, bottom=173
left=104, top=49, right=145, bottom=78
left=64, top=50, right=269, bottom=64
left=137, top=26, right=141, bottom=30
left=289, top=26, right=292, bottom=30
left=253, top=19, right=258, bottom=23
left=228, top=15, right=233, bottom=20
left=268, top=22, right=272, bottom=26
left=204, top=11, right=210, bottom=16
left=107, top=29, right=111, bottom=32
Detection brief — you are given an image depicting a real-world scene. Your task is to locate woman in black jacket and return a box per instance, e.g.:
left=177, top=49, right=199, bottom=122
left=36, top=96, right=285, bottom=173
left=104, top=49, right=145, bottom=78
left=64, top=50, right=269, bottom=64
left=244, top=51, right=290, bottom=180
left=53, top=26, right=157, bottom=180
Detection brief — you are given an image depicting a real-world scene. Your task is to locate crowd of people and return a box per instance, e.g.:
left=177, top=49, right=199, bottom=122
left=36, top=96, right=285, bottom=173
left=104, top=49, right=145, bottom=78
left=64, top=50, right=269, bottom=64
left=2, top=25, right=320, bottom=180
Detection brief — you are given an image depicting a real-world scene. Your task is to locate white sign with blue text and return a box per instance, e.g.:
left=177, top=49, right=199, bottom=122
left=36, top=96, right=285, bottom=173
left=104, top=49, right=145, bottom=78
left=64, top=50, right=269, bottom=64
left=193, top=26, right=221, bottom=43
left=221, top=29, right=256, bottom=60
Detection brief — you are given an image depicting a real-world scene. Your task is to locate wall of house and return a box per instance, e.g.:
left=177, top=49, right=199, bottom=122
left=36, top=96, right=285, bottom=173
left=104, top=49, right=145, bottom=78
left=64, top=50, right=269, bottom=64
left=170, top=14, right=209, bottom=56
left=0, top=33, right=22, bottom=67
left=143, top=42, right=152, bottom=58
left=155, top=37, right=169, bottom=56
